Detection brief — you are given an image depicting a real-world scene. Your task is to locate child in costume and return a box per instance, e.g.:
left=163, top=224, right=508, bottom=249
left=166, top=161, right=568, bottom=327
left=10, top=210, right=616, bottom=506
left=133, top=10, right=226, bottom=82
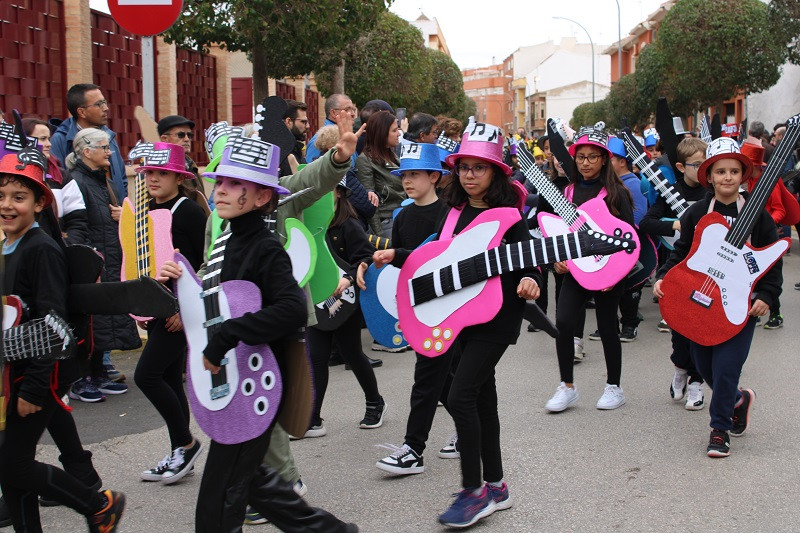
left=543, top=127, right=635, bottom=413
left=160, top=138, right=358, bottom=532
left=305, top=177, right=387, bottom=435
left=369, top=143, right=458, bottom=475
left=640, top=137, right=708, bottom=410
left=654, top=138, right=781, bottom=458
left=374, top=124, right=541, bottom=528
left=0, top=150, right=125, bottom=532
left=134, top=142, right=208, bottom=484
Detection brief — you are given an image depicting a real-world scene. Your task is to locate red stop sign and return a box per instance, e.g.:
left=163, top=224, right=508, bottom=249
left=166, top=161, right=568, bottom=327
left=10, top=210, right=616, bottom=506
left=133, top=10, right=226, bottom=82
left=108, top=0, right=184, bottom=36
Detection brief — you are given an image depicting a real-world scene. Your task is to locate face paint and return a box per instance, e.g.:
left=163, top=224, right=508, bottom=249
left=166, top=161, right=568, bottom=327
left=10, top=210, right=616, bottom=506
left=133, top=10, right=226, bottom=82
left=238, top=187, right=247, bottom=209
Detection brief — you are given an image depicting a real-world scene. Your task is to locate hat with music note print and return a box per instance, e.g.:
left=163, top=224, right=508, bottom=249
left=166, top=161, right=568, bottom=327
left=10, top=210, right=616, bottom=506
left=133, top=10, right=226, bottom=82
left=391, top=143, right=450, bottom=176
left=568, top=122, right=611, bottom=158
left=0, top=149, right=55, bottom=208
left=134, top=142, right=195, bottom=179
left=697, top=137, right=753, bottom=188
left=202, top=136, right=290, bottom=194
left=445, top=121, right=512, bottom=176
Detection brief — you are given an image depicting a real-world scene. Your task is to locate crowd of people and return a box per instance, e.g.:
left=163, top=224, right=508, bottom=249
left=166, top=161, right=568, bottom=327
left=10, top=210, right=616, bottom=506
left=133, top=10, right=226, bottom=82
left=0, top=82, right=797, bottom=532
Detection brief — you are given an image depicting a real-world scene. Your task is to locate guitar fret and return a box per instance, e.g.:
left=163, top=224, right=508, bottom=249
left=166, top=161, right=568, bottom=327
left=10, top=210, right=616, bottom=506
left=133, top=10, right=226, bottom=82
left=451, top=263, right=462, bottom=291
left=494, top=247, right=502, bottom=276
left=506, top=244, right=513, bottom=272
left=433, top=268, right=443, bottom=298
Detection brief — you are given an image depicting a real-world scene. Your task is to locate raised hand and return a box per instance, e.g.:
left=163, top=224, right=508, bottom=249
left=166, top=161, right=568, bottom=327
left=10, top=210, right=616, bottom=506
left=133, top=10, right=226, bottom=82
left=333, top=113, right=366, bottom=164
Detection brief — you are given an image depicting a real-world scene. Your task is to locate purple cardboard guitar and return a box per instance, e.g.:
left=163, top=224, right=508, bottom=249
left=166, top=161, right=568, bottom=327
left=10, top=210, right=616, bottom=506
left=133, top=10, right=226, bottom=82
left=174, top=235, right=282, bottom=445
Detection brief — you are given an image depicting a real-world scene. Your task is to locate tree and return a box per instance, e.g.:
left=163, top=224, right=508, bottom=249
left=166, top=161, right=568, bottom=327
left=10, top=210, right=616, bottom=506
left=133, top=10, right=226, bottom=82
left=605, top=73, right=649, bottom=129
left=570, top=100, right=608, bottom=130
left=163, top=1, right=390, bottom=102
left=315, top=11, right=432, bottom=109
left=655, top=0, right=787, bottom=114
left=418, top=49, right=470, bottom=120
left=770, top=0, right=800, bottom=65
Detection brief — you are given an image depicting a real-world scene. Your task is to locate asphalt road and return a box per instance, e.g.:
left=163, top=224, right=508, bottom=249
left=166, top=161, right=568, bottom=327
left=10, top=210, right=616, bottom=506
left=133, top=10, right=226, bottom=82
left=22, top=242, right=800, bottom=532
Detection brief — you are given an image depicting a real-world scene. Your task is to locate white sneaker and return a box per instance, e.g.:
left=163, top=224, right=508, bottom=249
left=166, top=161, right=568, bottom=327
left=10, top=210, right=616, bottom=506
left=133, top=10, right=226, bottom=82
left=670, top=368, right=688, bottom=401
left=545, top=382, right=579, bottom=412
left=684, top=382, right=705, bottom=411
left=573, top=337, right=585, bottom=363
left=596, top=384, right=626, bottom=410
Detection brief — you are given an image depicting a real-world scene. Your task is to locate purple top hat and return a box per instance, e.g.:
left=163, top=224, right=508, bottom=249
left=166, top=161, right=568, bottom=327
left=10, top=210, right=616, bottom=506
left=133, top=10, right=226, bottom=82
left=133, top=142, right=195, bottom=179
left=446, top=121, right=512, bottom=176
left=202, top=136, right=289, bottom=194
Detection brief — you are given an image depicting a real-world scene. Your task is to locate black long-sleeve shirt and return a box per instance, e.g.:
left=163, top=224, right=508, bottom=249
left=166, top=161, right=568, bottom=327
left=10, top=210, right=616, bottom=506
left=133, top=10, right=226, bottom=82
left=656, top=194, right=783, bottom=309
left=326, top=216, right=374, bottom=279
left=389, top=199, right=448, bottom=266
left=203, top=211, right=307, bottom=366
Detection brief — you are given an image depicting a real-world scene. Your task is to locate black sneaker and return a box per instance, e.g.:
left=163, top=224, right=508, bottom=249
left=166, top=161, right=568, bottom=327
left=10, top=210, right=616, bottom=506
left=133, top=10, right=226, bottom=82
left=794, top=282, right=800, bottom=291
left=526, top=322, right=540, bottom=332
left=619, top=327, right=638, bottom=342
left=359, top=398, right=387, bottom=428
left=376, top=444, right=424, bottom=475
left=707, top=429, right=730, bottom=458
left=0, top=496, right=11, bottom=527
left=87, top=490, right=125, bottom=533
left=731, top=389, right=755, bottom=437
left=588, top=329, right=601, bottom=341
left=763, top=313, right=783, bottom=329
left=161, top=440, right=204, bottom=485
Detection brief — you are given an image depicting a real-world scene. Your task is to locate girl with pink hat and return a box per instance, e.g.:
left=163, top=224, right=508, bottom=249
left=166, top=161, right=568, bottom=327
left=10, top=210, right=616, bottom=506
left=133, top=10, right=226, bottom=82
left=543, top=125, right=635, bottom=413
left=134, top=141, right=209, bottom=485
left=376, top=121, right=542, bottom=528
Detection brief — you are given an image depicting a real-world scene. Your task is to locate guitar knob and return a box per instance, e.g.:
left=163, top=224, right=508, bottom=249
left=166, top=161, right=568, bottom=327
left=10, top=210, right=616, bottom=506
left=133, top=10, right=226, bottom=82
left=623, top=232, right=632, bottom=239
left=261, top=370, right=276, bottom=391
left=254, top=396, right=269, bottom=416
left=249, top=353, right=263, bottom=372
left=241, top=378, right=255, bottom=397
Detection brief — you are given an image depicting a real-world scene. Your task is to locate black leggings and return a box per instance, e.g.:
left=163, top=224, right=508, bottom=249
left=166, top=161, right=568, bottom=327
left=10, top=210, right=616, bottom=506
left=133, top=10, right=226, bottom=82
left=555, top=274, right=624, bottom=385
left=0, top=390, right=104, bottom=532
left=308, top=312, right=380, bottom=426
left=447, top=339, right=507, bottom=490
left=134, top=318, right=193, bottom=449
left=535, top=267, right=564, bottom=316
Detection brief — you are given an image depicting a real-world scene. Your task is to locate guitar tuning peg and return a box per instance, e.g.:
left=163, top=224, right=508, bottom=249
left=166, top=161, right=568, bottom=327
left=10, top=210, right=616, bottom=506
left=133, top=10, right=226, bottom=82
left=256, top=105, right=265, bottom=113
left=253, top=124, right=262, bottom=131
left=254, top=114, right=264, bottom=122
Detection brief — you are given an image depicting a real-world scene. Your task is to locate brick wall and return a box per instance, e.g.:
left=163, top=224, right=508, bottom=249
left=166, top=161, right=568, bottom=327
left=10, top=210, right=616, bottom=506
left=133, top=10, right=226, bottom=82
left=176, top=48, right=217, bottom=165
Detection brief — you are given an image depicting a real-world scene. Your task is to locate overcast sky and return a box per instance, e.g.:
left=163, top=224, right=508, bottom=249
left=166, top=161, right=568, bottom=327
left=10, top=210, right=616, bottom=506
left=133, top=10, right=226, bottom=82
left=90, top=0, right=665, bottom=70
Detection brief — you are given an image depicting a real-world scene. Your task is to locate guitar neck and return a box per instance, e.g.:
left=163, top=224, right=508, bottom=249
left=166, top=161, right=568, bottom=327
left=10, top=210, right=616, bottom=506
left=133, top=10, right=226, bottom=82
left=135, top=175, right=151, bottom=275
left=202, top=231, right=231, bottom=395
left=622, top=131, right=689, bottom=216
left=3, top=317, right=69, bottom=361
left=516, top=145, right=579, bottom=225
left=726, top=116, right=800, bottom=248
left=410, top=232, right=589, bottom=306
left=700, top=115, right=712, bottom=143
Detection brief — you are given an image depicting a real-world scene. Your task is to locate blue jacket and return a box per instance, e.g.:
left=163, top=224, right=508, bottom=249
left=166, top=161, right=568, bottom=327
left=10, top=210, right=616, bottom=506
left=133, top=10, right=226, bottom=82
left=50, top=117, right=128, bottom=200
left=620, top=172, right=648, bottom=226
left=305, top=118, right=335, bottom=163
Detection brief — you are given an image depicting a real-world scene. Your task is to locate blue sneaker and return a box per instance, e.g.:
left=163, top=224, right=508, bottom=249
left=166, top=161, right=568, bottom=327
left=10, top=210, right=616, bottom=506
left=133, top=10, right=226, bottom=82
left=103, top=364, right=126, bottom=383
left=68, top=378, right=105, bottom=403
left=486, top=482, right=513, bottom=511
left=438, top=486, right=496, bottom=528
left=92, top=377, right=128, bottom=395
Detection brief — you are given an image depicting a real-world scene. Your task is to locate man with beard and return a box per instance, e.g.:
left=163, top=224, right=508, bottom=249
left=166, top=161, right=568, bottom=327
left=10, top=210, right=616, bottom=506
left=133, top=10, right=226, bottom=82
left=279, top=100, right=309, bottom=177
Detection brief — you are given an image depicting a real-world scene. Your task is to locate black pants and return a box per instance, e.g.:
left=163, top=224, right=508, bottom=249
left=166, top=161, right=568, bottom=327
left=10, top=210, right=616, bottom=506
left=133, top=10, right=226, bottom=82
left=555, top=274, right=624, bottom=385
left=0, top=389, right=103, bottom=532
left=308, top=312, right=380, bottom=426
left=669, top=330, right=703, bottom=384
left=619, top=286, right=642, bottom=329
left=46, top=405, right=101, bottom=487
left=447, top=339, right=507, bottom=490
left=535, top=267, right=564, bottom=316
left=404, top=346, right=460, bottom=456
left=196, top=428, right=352, bottom=532
left=134, top=318, right=193, bottom=449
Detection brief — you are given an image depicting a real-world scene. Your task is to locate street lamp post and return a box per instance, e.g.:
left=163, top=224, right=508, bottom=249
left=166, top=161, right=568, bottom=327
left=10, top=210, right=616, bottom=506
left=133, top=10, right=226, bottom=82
left=553, top=15, right=595, bottom=103
left=614, top=0, right=622, bottom=82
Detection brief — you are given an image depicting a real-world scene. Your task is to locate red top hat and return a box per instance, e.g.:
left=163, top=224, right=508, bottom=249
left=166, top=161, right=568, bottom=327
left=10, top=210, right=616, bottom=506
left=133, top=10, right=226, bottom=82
left=134, top=142, right=195, bottom=179
left=739, top=142, right=767, bottom=169
left=697, top=137, right=753, bottom=188
left=0, top=151, right=55, bottom=208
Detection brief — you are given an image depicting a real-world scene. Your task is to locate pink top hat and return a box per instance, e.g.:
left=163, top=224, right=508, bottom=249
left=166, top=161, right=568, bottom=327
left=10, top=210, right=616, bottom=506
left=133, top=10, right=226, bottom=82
left=446, top=121, right=512, bottom=176
left=568, top=125, right=611, bottom=158
left=134, top=142, right=195, bottom=179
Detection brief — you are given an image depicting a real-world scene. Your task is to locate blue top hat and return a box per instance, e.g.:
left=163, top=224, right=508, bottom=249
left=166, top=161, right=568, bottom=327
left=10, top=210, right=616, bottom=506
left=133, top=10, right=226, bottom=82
left=391, top=143, right=450, bottom=176
left=644, top=134, right=658, bottom=147
left=607, top=137, right=627, bottom=159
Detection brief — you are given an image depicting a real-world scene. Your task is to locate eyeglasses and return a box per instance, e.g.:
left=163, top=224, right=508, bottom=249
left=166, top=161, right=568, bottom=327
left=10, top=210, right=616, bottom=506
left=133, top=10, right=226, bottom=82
left=456, top=163, right=490, bottom=178
left=82, top=100, right=108, bottom=110
left=170, top=131, right=194, bottom=139
left=683, top=162, right=702, bottom=169
left=333, top=107, right=357, bottom=115
left=293, top=118, right=309, bottom=125
left=91, top=144, right=112, bottom=152
left=575, top=154, right=602, bottom=163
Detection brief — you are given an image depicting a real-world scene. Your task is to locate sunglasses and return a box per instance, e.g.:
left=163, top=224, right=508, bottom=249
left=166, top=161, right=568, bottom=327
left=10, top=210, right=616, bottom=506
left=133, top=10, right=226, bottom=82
left=170, top=131, right=194, bottom=139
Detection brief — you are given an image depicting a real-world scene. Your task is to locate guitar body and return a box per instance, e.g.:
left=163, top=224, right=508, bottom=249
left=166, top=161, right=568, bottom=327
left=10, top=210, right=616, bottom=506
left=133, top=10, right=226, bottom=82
left=538, top=197, right=640, bottom=290
left=397, top=209, right=520, bottom=357
left=625, top=230, right=658, bottom=289
left=660, top=213, right=790, bottom=346
left=303, top=192, right=339, bottom=305
left=313, top=255, right=358, bottom=332
left=119, top=195, right=174, bottom=321
left=658, top=218, right=680, bottom=250
left=284, top=218, right=317, bottom=287
left=174, top=253, right=282, bottom=445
